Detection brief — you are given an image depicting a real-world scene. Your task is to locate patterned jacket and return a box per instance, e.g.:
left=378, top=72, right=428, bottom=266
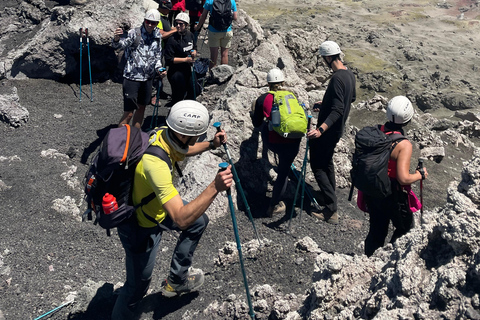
left=112, top=25, right=163, bottom=81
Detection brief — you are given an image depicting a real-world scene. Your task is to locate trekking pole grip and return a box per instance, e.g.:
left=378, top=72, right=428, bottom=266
left=218, top=162, right=230, bottom=195
left=417, top=158, right=425, bottom=180
left=213, top=121, right=225, bottom=145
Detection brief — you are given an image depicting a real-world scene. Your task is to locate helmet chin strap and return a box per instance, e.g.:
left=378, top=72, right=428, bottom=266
left=323, top=56, right=333, bottom=69
left=166, top=128, right=189, bottom=154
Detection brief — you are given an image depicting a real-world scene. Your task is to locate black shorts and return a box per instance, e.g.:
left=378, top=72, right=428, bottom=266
left=122, top=78, right=153, bottom=112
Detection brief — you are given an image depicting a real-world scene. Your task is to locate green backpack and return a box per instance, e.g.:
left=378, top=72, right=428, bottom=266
left=268, top=90, right=308, bottom=139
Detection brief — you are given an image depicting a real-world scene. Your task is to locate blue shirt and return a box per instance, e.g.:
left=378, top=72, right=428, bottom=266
left=204, top=0, right=237, bottom=32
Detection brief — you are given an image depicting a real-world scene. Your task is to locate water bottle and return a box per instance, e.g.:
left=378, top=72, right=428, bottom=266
left=102, top=193, right=118, bottom=215
left=271, top=102, right=280, bottom=127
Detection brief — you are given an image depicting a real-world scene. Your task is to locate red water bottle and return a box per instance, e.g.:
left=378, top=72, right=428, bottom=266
left=102, top=193, right=118, bottom=215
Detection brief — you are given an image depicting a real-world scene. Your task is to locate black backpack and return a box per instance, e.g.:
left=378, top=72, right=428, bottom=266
left=209, top=0, right=233, bottom=31
left=349, top=125, right=405, bottom=200
left=83, top=125, right=175, bottom=236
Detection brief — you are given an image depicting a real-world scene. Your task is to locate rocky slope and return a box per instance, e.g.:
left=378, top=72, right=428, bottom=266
left=1, top=0, right=480, bottom=319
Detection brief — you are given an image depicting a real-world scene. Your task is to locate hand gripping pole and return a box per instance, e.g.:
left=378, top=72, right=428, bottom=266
left=213, top=122, right=261, bottom=244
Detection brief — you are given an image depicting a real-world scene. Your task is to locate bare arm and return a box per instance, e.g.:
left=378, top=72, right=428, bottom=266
left=394, top=140, right=428, bottom=185
left=159, top=27, right=177, bottom=39
left=195, top=10, right=209, bottom=31
left=162, top=166, right=233, bottom=229
left=186, top=130, right=227, bottom=156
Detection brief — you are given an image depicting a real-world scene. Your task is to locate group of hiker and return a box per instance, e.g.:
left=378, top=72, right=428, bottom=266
left=112, top=0, right=237, bottom=129
left=100, top=2, right=429, bottom=318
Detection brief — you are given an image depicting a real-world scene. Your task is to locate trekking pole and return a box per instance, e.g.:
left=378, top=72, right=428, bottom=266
left=79, top=28, right=83, bottom=101
left=190, top=50, right=196, bottom=99
left=33, top=300, right=74, bottom=320
left=290, top=163, right=322, bottom=211
left=213, top=122, right=262, bottom=245
left=417, top=158, right=425, bottom=218
left=287, top=115, right=312, bottom=233
left=149, top=67, right=165, bottom=130
left=85, top=28, right=93, bottom=102
left=218, top=162, right=255, bottom=320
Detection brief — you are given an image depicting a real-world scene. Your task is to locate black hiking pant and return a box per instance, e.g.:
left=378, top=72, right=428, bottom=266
left=309, top=133, right=340, bottom=213
left=167, top=67, right=195, bottom=104
left=111, top=212, right=209, bottom=319
left=364, top=181, right=413, bottom=257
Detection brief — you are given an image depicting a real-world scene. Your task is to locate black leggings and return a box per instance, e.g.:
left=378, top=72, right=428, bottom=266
left=364, top=181, right=413, bottom=257
left=168, top=68, right=195, bottom=104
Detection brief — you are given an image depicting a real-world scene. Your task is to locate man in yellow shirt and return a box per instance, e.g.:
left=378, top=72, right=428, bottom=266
left=112, top=100, right=233, bottom=319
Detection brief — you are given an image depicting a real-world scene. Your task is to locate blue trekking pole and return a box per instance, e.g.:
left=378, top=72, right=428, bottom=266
left=33, top=300, right=74, bottom=320
left=79, top=28, right=83, bottom=101
left=190, top=50, right=196, bottom=99
left=219, top=162, right=255, bottom=320
left=290, top=163, right=322, bottom=211
left=287, top=115, right=312, bottom=233
left=149, top=67, right=166, bottom=130
left=214, top=122, right=261, bottom=244
left=85, top=28, right=93, bottom=102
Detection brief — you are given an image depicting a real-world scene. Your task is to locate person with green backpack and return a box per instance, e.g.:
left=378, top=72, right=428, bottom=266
left=251, top=68, right=307, bottom=217
left=307, top=41, right=356, bottom=225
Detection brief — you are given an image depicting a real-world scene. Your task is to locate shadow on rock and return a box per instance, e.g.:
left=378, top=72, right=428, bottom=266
left=140, top=291, right=199, bottom=319
left=67, top=283, right=116, bottom=320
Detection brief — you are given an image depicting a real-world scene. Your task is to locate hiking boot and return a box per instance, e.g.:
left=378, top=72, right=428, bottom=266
left=161, top=269, right=205, bottom=298
left=312, top=210, right=339, bottom=225
left=266, top=201, right=286, bottom=217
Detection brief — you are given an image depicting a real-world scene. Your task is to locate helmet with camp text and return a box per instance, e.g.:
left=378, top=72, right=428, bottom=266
left=319, top=41, right=342, bottom=57
left=386, top=96, right=414, bottom=124
left=145, top=9, right=161, bottom=22
left=267, top=68, right=285, bottom=84
left=166, top=100, right=210, bottom=136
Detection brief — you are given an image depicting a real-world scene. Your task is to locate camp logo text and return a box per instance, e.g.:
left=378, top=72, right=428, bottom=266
left=183, top=113, right=201, bottom=119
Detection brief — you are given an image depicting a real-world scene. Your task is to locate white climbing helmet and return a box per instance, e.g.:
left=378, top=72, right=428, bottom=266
left=318, top=41, right=342, bottom=57
left=386, top=96, right=414, bottom=124
left=144, top=9, right=161, bottom=22
left=175, top=12, right=190, bottom=25
left=266, top=68, right=285, bottom=84
left=166, top=100, right=210, bottom=136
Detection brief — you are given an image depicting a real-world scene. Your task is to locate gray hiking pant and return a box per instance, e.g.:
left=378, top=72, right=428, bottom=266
left=111, top=212, right=209, bottom=319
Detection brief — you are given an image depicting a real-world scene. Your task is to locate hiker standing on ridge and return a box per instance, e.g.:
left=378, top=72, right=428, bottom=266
left=251, top=69, right=302, bottom=217
left=111, top=100, right=233, bottom=319
left=151, top=0, right=178, bottom=106
left=112, top=9, right=166, bottom=129
left=363, top=96, right=427, bottom=257
left=164, top=12, right=197, bottom=105
left=194, top=0, right=238, bottom=70
left=307, top=41, right=356, bottom=225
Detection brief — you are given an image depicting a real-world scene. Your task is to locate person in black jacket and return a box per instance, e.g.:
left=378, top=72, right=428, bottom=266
left=164, top=12, right=197, bottom=104
left=307, top=41, right=356, bottom=225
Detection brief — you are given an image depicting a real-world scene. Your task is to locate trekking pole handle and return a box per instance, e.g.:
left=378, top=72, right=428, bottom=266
left=417, top=158, right=425, bottom=180
left=85, top=28, right=88, bottom=38
left=307, top=115, right=312, bottom=130
left=213, top=121, right=222, bottom=133
left=218, top=162, right=231, bottom=195
left=79, top=27, right=83, bottom=38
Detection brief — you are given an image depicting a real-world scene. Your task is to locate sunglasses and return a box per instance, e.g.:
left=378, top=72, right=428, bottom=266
left=175, top=22, right=186, bottom=26
left=145, top=19, right=157, bottom=25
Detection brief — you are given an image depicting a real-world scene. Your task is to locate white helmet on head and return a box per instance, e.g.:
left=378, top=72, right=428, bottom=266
left=319, top=41, right=342, bottom=56
left=175, top=12, right=190, bottom=24
left=145, top=9, right=161, bottom=22
left=266, top=68, right=285, bottom=83
left=386, top=96, right=414, bottom=124
left=166, top=100, right=210, bottom=136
